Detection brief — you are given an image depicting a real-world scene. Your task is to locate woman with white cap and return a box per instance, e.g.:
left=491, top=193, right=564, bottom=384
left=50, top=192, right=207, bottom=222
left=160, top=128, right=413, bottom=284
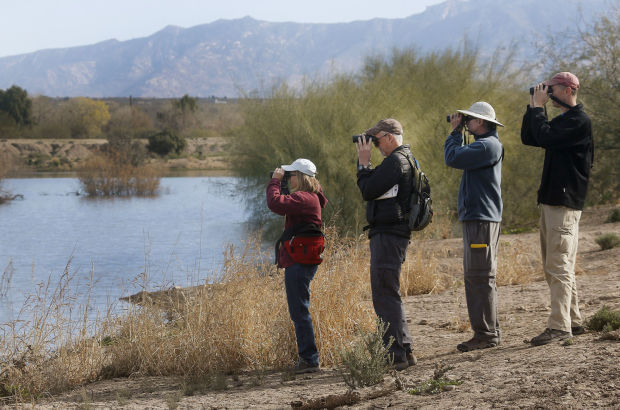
left=445, top=101, right=504, bottom=353
left=266, top=158, right=328, bottom=373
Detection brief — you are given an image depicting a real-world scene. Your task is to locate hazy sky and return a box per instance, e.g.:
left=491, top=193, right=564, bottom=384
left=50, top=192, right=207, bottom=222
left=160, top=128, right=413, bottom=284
left=1, top=0, right=446, bottom=58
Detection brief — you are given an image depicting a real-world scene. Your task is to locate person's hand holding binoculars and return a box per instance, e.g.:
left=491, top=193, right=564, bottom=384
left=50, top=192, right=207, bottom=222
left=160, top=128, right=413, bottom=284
left=356, top=134, right=372, bottom=167
left=531, top=83, right=550, bottom=108
left=271, top=167, right=285, bottom=180
left=449, top=113, right=465, bottom=131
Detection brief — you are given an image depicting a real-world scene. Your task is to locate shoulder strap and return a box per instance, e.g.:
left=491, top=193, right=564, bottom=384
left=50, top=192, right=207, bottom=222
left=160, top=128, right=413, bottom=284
left=397, top=150, right=422, bottom=195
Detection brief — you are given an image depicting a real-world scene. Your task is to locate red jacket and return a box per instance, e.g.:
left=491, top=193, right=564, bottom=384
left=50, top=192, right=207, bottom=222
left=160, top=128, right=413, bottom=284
left=266, top=178, right=328, bottom=268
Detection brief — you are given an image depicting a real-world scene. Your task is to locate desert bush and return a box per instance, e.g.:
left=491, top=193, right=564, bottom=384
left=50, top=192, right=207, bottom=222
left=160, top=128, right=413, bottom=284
left=235, top=46, right=542, bottom=238
left=409, top=363, right=463, bottom=395
left=147, top=129, right=187, bottom=156
left=595, top=233, right=620, bottom=250
left=77, top=149, right=160, bottom=196
left=586, top=306, right=620, bottom=332
left=339, top=319, right=393, bottom=389
left=606, top=208, right=620, bottom=223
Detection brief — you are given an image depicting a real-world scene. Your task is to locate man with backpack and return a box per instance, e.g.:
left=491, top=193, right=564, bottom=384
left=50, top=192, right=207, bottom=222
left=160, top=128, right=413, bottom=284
left=445, top=102, right=504, bottom=352
left=355, top=118, right=417, bottom=370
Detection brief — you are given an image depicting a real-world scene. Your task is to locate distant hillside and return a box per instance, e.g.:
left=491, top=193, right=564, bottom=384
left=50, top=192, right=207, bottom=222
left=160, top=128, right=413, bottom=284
left=0, top=0, right=609, bottom=97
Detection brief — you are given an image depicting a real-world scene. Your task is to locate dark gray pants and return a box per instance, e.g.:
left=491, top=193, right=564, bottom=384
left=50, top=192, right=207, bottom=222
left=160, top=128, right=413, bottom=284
left=463, top=221, right=500, bottom=343
left=369, top=233, right=412, bottom=363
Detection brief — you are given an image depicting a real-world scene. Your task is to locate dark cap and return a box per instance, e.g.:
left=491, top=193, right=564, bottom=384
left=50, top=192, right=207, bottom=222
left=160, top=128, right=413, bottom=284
left=544, top=72, right=580, bottom=89
left=365, top=118, right=403, bottom=136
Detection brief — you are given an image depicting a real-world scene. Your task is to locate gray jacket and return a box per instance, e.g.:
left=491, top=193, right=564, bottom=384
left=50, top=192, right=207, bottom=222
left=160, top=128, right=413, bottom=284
left=444, top=129, right=503, bottom=222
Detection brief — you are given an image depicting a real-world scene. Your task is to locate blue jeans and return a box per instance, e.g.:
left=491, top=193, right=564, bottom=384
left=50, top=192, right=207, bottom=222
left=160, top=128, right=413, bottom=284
left=284, top=263, right=319, bottom=367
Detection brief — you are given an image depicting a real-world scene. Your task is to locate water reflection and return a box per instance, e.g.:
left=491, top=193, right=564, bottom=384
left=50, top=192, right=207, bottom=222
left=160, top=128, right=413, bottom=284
left=0, top=176, right=248, bottom=322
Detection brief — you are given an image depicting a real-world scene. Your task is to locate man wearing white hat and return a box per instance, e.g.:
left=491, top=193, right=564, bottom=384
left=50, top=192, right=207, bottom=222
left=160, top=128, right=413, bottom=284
left=445, top=101, right=504, bottom=352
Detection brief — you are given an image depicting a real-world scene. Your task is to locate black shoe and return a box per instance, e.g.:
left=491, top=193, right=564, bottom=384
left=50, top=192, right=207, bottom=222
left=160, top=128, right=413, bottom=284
left=571, top=326, right=585, bottom=335
left=406, top=352, right=417, bottom=366
left=457, top=337, right=498, bottom=352
left=530, top=328, right=571, bottom=346
left=294, top=359, right=320, bottom=374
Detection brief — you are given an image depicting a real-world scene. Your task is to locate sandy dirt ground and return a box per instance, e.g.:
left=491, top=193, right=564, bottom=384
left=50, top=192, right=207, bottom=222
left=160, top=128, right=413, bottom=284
left=33, top=208, right=620, bottom=409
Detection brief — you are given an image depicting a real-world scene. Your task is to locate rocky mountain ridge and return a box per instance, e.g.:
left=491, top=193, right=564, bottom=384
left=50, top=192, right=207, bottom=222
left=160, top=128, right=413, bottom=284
left=0, top=0, right=610, bottom=97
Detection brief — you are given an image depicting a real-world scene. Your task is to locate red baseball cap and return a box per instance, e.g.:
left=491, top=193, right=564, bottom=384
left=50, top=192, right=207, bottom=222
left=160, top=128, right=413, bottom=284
left=544, top=72, right=580, bottom=89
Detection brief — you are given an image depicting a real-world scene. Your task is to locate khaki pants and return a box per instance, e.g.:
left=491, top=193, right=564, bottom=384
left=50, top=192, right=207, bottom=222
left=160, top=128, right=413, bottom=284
left=540, top=204, right=582, bottom=332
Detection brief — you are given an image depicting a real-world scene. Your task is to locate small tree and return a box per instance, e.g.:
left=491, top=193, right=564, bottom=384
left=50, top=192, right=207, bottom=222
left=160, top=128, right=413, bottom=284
left=66, top=97, right=111, bottom=138
left=147, top=129, right=186, bottom=156
left=0, top=85, right=33, bottom=127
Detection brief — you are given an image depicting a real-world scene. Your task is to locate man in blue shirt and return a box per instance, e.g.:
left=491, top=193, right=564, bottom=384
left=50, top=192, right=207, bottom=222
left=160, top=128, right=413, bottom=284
left=445, top=102, right=504, bottom=352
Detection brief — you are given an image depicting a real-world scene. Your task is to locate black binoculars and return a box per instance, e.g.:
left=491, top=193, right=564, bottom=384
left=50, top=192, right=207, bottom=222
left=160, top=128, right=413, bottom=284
left=530, top=85, right=553, bottom=95
left=352, top=134, right=376, bottom=144
left=269, top=171, right=291, bottom=194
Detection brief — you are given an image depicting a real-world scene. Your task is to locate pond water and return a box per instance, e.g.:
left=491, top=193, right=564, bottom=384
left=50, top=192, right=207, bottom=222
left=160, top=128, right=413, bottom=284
left=0, top=177, right=249, bottom=323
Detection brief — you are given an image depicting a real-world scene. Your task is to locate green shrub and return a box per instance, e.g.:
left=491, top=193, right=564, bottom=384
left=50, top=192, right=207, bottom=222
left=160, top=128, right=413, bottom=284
left=147, top=129, right=186, bottom=156
left=606, top=208, right=620, bottom=223
left=409, top=363, right=463, bottom=395
left=586, top=306, right=620, bottom=332
left=339, top=319, right=393, bottom=389
left=595, top=233, right=620, bottom=250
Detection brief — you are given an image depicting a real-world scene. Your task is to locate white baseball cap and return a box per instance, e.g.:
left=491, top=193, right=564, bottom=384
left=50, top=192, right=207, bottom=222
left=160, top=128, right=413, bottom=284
left=457, top=101, right=504, bottom=127
left=282, top=158, right=317, bottom=177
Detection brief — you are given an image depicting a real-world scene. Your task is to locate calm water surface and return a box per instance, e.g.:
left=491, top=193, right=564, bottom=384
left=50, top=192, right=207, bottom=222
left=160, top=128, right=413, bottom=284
left=0, top=177, right=249, bottom=322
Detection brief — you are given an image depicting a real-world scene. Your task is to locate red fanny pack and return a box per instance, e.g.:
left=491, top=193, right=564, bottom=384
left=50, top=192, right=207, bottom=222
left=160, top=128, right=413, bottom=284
left=283, top=235, right=325, bottom=265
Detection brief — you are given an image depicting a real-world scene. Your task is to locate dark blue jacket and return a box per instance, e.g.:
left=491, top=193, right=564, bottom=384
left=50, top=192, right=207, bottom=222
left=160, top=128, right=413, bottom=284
left=444, top=129, right=503, bottom=222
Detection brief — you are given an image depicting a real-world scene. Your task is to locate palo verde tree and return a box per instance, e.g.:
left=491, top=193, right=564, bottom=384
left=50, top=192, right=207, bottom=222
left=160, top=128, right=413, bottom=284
left=234, top=46, right=536, bottom=237
left=538, top=7, right=620, bottom=203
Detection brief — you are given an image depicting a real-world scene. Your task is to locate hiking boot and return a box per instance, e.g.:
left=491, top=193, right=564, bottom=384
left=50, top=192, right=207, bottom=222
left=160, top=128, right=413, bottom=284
left=530, top=328, right=571, bottom=346
left=457, top=337, right=498, bottom=352
left=406, top=352, right=417, bottom=366
left=393, top=360, right=409, bottom=371
left=294, top=359, right=320, bottom=374
left=571, top=325, right=585, bottom=335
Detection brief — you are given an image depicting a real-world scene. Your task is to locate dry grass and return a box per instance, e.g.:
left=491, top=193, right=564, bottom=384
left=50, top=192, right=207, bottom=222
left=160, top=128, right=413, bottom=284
left=0, top=222, right=542, bottom=402
left=77, top=150, right=160, bottom=196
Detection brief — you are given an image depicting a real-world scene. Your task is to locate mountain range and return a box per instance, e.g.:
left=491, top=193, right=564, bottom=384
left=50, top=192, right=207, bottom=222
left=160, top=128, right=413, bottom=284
left=0, top=0, right=611, bottom=97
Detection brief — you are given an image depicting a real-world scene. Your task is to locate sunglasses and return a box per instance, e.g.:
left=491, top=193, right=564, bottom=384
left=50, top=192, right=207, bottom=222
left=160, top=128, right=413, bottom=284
left=370, top=133, right=389, bottom=146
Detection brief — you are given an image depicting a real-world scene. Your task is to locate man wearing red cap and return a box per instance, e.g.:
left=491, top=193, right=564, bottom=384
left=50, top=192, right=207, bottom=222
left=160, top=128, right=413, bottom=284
left=521, top=72, right=594, bottom=346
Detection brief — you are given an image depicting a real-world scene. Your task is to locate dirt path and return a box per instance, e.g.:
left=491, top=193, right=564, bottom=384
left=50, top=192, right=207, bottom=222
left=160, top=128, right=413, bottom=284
left=36, top=213, right=620, bottom=409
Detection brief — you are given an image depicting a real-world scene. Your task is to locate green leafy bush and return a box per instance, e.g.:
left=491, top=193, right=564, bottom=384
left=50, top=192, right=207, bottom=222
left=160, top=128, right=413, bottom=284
left=595, top=233, right=620, bottom=250
left=606, top=209, right=620, bottom=223
left=147, top=129, right=186, bottom=156
left=409, top=363, right=463, bottom=395
left=339, top=319, right=393, bottom=389
left=586, top=306, right=620, bottom=332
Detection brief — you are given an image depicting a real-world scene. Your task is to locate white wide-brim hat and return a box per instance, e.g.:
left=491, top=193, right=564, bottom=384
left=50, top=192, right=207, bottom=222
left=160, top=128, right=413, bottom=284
left=457, top=101, right=504, bottom=127
left=282, top=158, right=317, bottom=177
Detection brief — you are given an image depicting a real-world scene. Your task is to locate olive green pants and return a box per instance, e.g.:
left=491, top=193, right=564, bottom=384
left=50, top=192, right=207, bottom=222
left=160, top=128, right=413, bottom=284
left=463, top=221, right=501, bottom=343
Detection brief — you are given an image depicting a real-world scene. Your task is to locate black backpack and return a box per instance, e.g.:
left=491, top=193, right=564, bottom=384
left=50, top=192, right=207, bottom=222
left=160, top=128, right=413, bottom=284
left=400, top=152, right=433, bottom=231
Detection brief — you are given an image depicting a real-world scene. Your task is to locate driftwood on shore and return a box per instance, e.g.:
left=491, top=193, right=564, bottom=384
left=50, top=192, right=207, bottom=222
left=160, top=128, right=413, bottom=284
left=119, top=283, right=224, bottom=312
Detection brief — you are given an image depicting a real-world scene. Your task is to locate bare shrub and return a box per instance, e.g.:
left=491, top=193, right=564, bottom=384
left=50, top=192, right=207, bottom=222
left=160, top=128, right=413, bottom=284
left=497, top=239, right=541, bottom=286
left=77, top=149, right=160, bottom=196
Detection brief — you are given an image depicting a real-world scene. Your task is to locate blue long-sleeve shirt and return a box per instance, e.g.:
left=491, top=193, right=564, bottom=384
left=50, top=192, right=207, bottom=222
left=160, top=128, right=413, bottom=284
left=444, top=129, right=503, bottom=222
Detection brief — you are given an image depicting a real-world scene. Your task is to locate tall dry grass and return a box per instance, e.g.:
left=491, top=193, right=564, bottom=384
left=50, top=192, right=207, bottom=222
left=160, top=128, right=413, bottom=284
left=77, top=150, right=160, bottom=196
left=0, top=223, right=542, bottom=401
